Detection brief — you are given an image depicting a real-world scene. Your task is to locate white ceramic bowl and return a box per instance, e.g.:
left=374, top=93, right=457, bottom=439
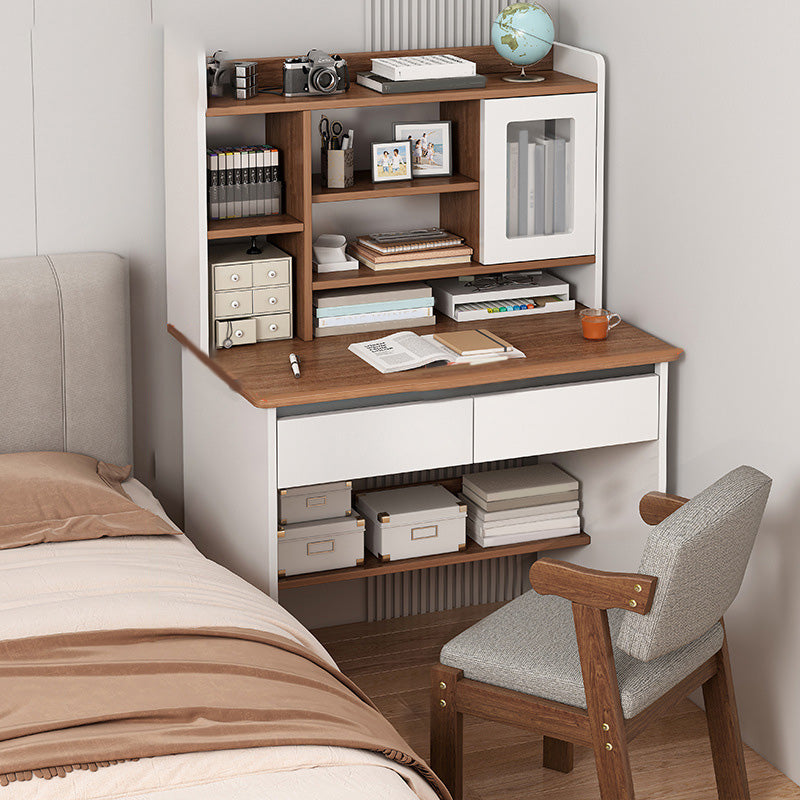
left=313, top=234, right=348, bottom=264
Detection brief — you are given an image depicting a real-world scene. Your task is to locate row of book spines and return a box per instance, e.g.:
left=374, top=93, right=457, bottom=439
left=209, top=183, right=282, bottom=221
left=507, top=134, right=571, bottom=237
left=207, top=146, right=280, bottom=188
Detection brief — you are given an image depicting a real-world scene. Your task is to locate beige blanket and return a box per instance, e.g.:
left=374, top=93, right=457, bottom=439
left=0, top=626, right=448, bottom=800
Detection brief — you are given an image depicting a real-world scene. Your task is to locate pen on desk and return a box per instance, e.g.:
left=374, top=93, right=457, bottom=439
left=289, top=353, right=301, bottom=379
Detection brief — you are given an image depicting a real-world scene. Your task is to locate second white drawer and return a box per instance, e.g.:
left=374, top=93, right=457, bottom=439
left=473, top=375, right=660, bottom=462
left=278, top=397, right=473, bottom=487
left=253, top=285, right=291, bottom=314
left=215, top=290, right=253, bottom=318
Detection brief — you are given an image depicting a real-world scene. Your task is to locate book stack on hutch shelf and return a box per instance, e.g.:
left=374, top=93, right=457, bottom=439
left=347, top=228, right=472, bottom=272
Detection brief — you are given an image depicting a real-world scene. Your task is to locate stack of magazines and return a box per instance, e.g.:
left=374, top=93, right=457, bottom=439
left=314, top=283, right=435, bottom=338
left=347, top=228, right=473, bottom=272
left=461, top=464, right=581, bottom=547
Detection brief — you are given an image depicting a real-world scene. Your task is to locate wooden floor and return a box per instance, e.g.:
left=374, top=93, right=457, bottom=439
left=314, top=605, right=800, bottom=800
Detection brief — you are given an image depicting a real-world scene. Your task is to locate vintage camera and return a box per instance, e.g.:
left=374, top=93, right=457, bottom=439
left=282, top=49, right=349, bottom=97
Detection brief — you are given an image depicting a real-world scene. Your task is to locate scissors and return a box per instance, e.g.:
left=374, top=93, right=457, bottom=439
left=319, top=115, right=344, bottom=149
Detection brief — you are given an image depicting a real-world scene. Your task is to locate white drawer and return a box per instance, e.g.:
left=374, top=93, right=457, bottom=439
left=215, top=318, right=256, bottom=348
left=473, top=375, right=659, bottom=463
left=254, top=312, right=291, bottom=341
left=253, top=285, right=291, bottom=314
left=215, top=289, right=253, bottom=318
left=253, top=260, right=291, bottom=286
left=214, top=263, right=253, bottom=291
left=278, top=398, right=473, bottom=487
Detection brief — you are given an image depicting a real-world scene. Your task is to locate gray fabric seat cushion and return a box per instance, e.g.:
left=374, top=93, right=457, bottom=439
left=440, top=589, right=724, bottom=719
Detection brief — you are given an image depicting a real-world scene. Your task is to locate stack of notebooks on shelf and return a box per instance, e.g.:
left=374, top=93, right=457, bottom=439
left=507, top=126, right=572, bottom=237
left=461, top=464, right=581, bottom=547
left=347, top=228, right=473, bottom=272
left=207, top=145, right=282, bottom=221
left=356, top=54, right=487, bottom=94
left=313, top=282, right=434, bottom=338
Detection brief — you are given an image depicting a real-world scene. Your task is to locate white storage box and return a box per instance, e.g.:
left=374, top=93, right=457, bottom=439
left=356, top=484, right=466, bottom=561
left=278, top=516, right=364, bottom=577
left=279, top=480, right=352, bottom=524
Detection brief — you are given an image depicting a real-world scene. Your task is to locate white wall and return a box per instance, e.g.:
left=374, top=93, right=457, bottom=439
left=558, top=0, right=800, bottom=785
left=2, top=0, right=799, bottom=786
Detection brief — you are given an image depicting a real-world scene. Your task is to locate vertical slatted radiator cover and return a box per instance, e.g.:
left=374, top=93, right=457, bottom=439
left=366, top=0, right=509, bottom=50
left=355, top=458, right=536, bottom=622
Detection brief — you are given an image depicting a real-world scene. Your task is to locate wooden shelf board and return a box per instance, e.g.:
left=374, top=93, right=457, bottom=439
left=311, top=255, right=595, bottom=291
left=278, top=532, right=591, bottom=589
left=311, top=171, right=478, bottom=203
left=207, top=213, right=304, bottom=239
left=206, top=72, right=597, bottom=117
left=168, top=309, right=683, bottom=409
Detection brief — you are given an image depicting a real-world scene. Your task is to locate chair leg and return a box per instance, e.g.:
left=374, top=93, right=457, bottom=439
left=573, top=604, right=636, bottom=800
left=702, top=634, right=750, bottom=800
left=430, top=664, right=464, bottom=800
left=542, top=736, right=574, bottom=773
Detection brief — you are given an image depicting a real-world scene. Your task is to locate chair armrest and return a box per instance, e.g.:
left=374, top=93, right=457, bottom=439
left=639, top=491, right=690, bottom=525
left=529, top=558, right=657, bottom=614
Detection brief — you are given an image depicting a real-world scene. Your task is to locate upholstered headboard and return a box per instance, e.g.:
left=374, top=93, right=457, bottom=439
left=0, top=253, right=132, bottom=466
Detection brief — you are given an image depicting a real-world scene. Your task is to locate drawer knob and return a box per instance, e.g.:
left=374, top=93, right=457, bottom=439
left=231, top=300, right=240, bottom=309
left=268, top=270, right=277, bottom=278
left=231, top=273, right=240, bottom=282
left=269, top=296, right=278, bottom=305
left=234, top=329, right=244, bottom=338
left=269, top=323, right=278, bottom=332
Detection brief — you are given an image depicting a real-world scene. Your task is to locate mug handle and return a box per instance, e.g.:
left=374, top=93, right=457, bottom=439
left=607, top=313, right=621, bottom=329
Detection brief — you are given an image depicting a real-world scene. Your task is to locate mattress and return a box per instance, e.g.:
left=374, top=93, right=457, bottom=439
left=0, top=479, right=437, bottom=800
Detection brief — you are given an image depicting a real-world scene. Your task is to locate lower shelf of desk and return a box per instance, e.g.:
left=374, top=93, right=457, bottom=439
left=278, top=531, right=590, bottom=590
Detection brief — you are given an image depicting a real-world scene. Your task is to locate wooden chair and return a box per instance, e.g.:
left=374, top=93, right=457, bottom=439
left=430, top=466, right=771, bottom=800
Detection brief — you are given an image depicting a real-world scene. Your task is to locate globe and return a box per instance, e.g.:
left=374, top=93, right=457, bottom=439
left=491, top=2, right=555, bottom=83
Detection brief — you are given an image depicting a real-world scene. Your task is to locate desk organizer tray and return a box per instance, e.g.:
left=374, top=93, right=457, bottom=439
left=278, top=515, right=364, bottom=577
left=429, top=273, right=574, bottom=321
left=279, top=480, right=352, bottom=524
left=356, top=484, right=466, bottom=561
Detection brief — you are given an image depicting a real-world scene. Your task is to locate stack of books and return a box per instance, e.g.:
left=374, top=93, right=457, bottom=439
left=356, top=54, right=487, bottom=94
left=207, top=145, right=281, bottom=221
left=347, top=228, right=473, bottom=272
left=313, top=282, right=435, bottom=338
left=507, top=127, right=572, bottom=237
left=461, top=464, right=581, bottom=547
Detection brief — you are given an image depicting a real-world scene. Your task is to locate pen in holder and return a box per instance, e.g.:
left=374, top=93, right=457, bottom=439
left=321, top=146, right=354, bottom=189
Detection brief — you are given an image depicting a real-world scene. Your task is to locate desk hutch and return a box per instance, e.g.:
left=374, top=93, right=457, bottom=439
left=164, top=37, right=682, bottom=606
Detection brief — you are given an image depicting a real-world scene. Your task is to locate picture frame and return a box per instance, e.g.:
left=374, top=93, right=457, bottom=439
left=392, top=120, right=453, bottom=177
left=371, top=140, right=413, bottom=183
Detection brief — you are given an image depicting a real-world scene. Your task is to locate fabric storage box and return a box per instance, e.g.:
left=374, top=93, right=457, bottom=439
left=278, top=515, right=364, bottom=577
left=356, top=484, right=466, bottom=561
left=279, top=480, right=352, bottom=524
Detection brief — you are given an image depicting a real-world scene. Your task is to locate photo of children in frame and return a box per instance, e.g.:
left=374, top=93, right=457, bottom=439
left=371, top=140, right=413, bottom=182
left=392, top=121, right=453, bottom=177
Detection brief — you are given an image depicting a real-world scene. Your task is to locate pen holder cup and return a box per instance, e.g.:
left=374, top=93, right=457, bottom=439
left=321, top=147, right=354, bottom=189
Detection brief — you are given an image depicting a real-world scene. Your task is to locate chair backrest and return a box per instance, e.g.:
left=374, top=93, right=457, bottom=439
left=617, top=465, right=771, bottom=662
left=0, top=253, right=132, bottom=466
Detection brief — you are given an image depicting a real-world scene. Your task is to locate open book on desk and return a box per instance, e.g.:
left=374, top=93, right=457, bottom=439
left=348, top=330, right=525, bottom=374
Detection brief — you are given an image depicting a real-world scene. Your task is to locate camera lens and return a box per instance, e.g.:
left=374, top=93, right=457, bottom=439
left=310, top=67, right=337, bottom=93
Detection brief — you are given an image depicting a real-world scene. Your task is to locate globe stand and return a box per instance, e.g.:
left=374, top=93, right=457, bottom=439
left=502, top=64, right=545, bottom=83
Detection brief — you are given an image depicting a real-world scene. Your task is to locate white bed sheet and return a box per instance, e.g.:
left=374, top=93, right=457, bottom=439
left=1, top=479, right=437, bottom=800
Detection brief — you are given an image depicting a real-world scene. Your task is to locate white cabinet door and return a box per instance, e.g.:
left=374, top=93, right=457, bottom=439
left=278, top=398, right=473, bottom=488
left=473, top=375, right=659, bottom=463
left=480, top=93, right=597, bottom=264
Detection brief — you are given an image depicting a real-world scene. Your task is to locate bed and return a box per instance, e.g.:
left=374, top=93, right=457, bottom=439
left=0, top=253, right=444, bottom=800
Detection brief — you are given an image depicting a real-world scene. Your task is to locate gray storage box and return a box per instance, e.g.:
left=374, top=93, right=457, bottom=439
left=356, top=484, right=466, bottom=561
left=279, top=480, right=352, bottom=524
left=278, top=515, right=364, bottom=577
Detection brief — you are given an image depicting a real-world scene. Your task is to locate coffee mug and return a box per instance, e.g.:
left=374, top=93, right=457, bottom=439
left=580, top=308, right=621, bottom=340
